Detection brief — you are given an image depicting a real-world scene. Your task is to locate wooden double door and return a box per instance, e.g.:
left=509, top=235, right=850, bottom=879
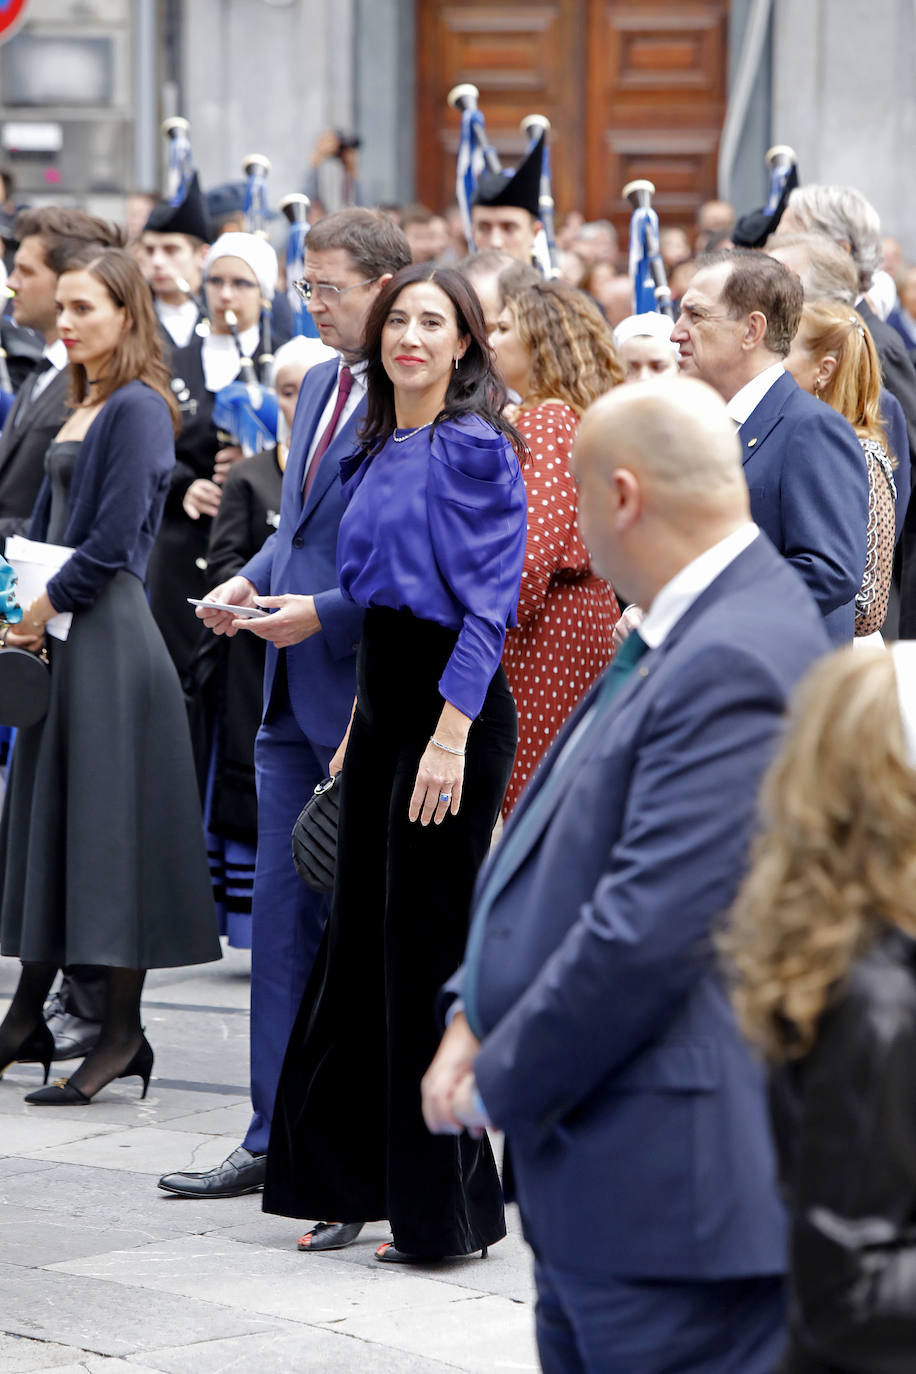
left=416, top=0, right=730, bottom=234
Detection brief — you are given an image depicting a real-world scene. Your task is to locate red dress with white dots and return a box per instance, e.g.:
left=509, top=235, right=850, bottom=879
left=501, top=400, right=620, bottom=816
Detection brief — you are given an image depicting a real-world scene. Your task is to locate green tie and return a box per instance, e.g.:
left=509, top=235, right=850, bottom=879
left=463, top=631, right=650, bottom=1036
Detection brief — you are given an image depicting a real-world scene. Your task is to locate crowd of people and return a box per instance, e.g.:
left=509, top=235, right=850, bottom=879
left=0, top=132, right=915, bottom=1372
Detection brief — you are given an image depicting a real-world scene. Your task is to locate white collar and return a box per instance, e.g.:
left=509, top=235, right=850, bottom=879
left=639, top=524, right=759, bottom=648
left=726, top=362, right=784, bottom=426
left=43, top=338, right=68, bottom=372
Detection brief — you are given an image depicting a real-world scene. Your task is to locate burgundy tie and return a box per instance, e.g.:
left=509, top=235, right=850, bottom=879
left=303, top=365, right=353, bottom=498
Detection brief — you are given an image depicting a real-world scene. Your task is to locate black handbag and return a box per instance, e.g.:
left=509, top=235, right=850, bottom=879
left=291, top=773, right=340, bottom=893
left=0, top=643, right=50, bottom=728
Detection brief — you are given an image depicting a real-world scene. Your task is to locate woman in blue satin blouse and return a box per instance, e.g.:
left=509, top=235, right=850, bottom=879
left=263, top=264, right=527, bottom=1263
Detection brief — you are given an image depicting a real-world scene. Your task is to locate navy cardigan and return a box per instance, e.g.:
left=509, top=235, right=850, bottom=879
left=28, top=380, right=175, bottom=613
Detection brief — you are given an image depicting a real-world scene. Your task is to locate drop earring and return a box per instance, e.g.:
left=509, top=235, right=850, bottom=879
left=454, top=356, right=460, bottom=370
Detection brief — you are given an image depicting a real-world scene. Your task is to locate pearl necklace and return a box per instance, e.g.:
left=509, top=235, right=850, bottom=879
left=392, top=422, right=433, bottom=444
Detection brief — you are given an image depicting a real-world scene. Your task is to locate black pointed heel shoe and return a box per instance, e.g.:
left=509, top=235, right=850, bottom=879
left=24, top=1034, right=154, bottom=1105
left=0, top=1021, right=54, bottom=1085
left=297, top=1221, right=364, bottom=1252
left=375, top=1241, right=488, bottom=1264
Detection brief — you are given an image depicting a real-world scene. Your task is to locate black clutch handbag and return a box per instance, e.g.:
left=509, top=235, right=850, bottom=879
left=0, top=643, right=50, bottom=728
left=291, top=774, right=340, bottom=893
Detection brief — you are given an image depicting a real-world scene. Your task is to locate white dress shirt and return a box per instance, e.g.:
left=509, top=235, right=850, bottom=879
left=201, top=325, right=261, bottom=394
left=156, top=298, right=200, bottom=349
left=31, top=337, right=68, bottom=404
left=639, top=523, right=760, bottom=648
left=303, top=357, right=367, bottom=472
left=726, top=363, right=784, bottom=428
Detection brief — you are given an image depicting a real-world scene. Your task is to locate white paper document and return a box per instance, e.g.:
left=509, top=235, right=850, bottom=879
left=5, top=535, right=75, bottom=641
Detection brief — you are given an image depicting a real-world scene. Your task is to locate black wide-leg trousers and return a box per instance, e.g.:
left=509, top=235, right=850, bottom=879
left=264, top=608, right=516, bottom=1255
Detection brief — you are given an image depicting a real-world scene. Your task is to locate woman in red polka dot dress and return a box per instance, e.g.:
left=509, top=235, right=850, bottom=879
left=490, top=279, right=624, bottom=814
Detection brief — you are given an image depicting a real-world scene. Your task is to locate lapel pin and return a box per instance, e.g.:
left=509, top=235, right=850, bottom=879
left=638, top=665, right=649, bottom=677
left=747, top=437, right=758, bottom=447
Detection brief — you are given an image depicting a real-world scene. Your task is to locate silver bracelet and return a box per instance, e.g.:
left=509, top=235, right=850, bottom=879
left=430, top=735, right=465, bottom=757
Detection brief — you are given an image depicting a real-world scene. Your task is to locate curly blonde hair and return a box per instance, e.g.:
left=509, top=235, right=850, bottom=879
left=721, top=648, right=916, bottom=1060
left=500, top=278, right=624, bottom=414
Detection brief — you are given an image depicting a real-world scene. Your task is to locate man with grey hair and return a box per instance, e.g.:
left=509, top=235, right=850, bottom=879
left=779, top=185, right=916, bottom=617
left=766, top=230, right=857, bottom=304
left=768, top=229, right=910, bottom=545
left=423, top=377, right=829, bottom=1374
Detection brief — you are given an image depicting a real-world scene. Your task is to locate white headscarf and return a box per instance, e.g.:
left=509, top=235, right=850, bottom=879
left=613, top=312, right=676, bottom=349
left=204, top=232, right=278, bottom=301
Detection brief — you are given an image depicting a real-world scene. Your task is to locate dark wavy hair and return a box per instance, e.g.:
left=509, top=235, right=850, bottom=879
left=357, top=263, right=525, bottom=458
left=58, top=246, right=180, bottom=434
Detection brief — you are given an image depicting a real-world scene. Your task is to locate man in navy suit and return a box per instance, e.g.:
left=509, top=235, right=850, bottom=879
left=672, top=249, right=868, bottom=644
left=423, top=379, right=830, bottom=1373
left=159, top=210, right=411, bottom=1199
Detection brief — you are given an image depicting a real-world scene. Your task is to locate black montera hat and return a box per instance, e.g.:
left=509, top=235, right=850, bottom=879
left=143, top=173, right=211, bottom=243
left=473, top=132, right=544, bottom=220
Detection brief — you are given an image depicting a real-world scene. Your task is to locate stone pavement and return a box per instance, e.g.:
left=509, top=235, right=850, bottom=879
left=0, top=947, right=538, bottom=1373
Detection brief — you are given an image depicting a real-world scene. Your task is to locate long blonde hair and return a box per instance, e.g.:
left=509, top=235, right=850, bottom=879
left=721, top=649, right=916, bottom=1060
left=800, top=300, right=886, bottom=449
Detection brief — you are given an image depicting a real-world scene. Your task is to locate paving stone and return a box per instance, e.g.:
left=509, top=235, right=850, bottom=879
left=49, top=1234, right=491, bottom=1325
left=1, top=1210, right=191, bottom=1269
left=1, top=1161, right=259, bottom=1239
left=332, top=1292, right=539, bottom=1372
left=134, top=1327, right=457, bottom=1373
left=0, top=1262, right=275, bottom=1358
left=21, top=1126, right=241, bottom=1176
left=0, top=1115, right=120, bottom=1154
left=0, top=1336, right=165, bottom=1373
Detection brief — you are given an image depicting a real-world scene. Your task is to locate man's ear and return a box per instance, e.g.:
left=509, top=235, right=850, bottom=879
left=744, top=310, right=768, bottom=349
left=613, top=467, right=642, bottom=529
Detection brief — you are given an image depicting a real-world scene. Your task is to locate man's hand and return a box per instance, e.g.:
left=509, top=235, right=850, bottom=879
left=212, top=445, right=244, bottom=486
left=183, top=478, right=222, bottom=520
left=235, top=593, right=321, bottom=647
left=452, top=1072, right=492, bottom=1140
left=422, top=1011, right=481, bottom=1136
left=196, top=575, right=258, bottom=637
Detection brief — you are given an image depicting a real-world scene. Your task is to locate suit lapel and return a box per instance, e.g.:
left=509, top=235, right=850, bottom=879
left=283, top=363, right=337, bottom=495
left=298, top=402, right=365, bottom=526
left=0, top=366, right=69, bottom=475
left=738, top=371, right=796, bottom=466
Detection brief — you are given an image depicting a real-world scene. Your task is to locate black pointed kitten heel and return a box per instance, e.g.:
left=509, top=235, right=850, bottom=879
left=0, top=1021, right=54, bottom=1085
left=24, top=1034, right=153, bottom=1105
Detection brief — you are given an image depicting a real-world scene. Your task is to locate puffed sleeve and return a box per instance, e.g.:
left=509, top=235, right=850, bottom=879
left=428, top=421, right=527, bottom=718
left=47, top=388, right=175, bottom=612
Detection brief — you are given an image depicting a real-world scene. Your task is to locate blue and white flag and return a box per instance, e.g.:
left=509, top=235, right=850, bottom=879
left=286, top=218, right=319, bottom=338
left=456, top=105, right=489, bottom=252
left=166, top=127, right=193, bottom=206
left=628, top=204, right=663, bottom=315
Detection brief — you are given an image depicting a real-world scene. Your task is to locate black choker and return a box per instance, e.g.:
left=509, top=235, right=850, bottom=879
left=86, top=375, right=107, bottom=385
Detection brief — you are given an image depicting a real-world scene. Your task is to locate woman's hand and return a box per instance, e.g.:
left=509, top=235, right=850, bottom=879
left=3, top=623, right=44, bottom=653
left=409, top=701, right=473, bottom=825
left=183, top=478, right=222, bottom=520
left=409, top=740, right=465, bottom=825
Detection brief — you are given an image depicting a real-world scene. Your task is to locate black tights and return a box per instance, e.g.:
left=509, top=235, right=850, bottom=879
left=0, top=961, right=146, bottom=1095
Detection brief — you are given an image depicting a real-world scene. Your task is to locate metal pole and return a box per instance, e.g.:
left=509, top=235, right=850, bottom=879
left=134, top=0, right=158, bottom=191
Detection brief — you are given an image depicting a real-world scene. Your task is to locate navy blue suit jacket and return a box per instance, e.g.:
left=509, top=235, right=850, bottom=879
left=739, top=371, right=868, bottom=644
left=461, top=536, right=829, bottom=1282
left=241, top=360, right=364, bottom=749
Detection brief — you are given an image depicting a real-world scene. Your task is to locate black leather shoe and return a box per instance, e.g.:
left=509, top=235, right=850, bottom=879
left=158, top=1146, right=266, bottom=1198
left=45, top=1009, right=101, bottom=1061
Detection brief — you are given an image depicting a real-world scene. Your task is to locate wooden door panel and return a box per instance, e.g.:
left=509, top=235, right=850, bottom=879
left=416, top=1, right=585, bottom=229
left=416, top=0, right=728, bottom=235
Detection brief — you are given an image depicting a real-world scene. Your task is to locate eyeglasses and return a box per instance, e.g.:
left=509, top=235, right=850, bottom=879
left=206, top=276, right=259, bottom=292
left=293, top=276, right=378, bottom=305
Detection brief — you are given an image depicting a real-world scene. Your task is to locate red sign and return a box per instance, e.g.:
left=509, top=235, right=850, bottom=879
left=0, top=0, right=28, bottom=43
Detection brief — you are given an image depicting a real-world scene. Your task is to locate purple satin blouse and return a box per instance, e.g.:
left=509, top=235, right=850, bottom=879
left=337, top=414, right=527, bottom=719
